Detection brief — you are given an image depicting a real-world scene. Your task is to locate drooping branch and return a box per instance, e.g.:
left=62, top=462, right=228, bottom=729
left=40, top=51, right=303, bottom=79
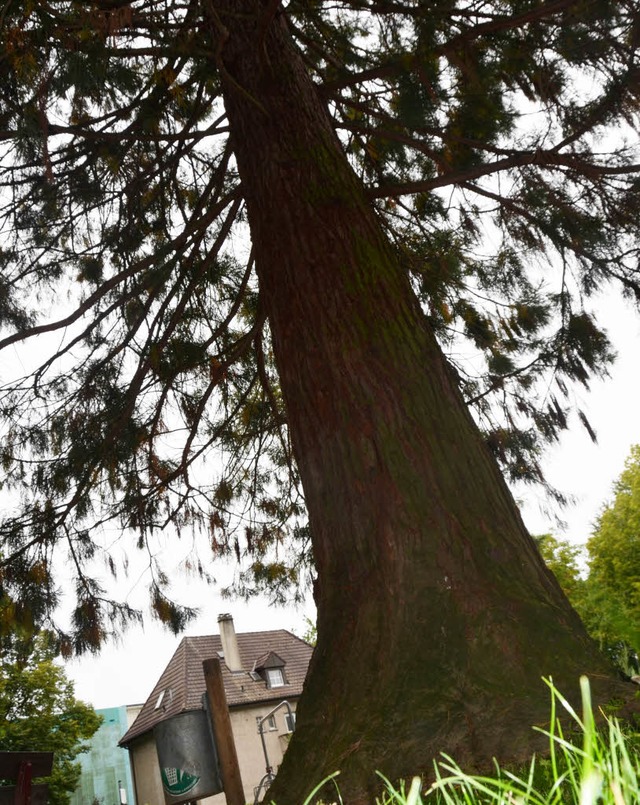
left=368, top=151, right=640, bottom=199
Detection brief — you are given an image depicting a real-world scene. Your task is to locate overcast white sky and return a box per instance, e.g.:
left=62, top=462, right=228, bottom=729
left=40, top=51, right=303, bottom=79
left=67, top=575, right=316, bottom=710
left=518, top=289, right=640, bottom=542
left=62, top=287, right=640, bottom=711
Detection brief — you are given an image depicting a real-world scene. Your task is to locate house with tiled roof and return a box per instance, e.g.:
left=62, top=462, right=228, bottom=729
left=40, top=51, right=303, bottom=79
left=119, top=614, right=313, bottom=805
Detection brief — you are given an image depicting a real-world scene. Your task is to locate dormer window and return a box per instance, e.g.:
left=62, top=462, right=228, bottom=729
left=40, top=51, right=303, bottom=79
left=252, top=651, right=288, bottom=688
left=265, top=668, right=285, bottom=688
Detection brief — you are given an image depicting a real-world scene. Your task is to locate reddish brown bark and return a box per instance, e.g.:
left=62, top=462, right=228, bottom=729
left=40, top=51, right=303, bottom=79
left=209, top=3, right=630, bottom=803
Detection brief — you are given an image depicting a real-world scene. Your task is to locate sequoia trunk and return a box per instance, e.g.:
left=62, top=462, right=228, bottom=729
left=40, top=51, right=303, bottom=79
left=210, top=4, right=628, bottom=802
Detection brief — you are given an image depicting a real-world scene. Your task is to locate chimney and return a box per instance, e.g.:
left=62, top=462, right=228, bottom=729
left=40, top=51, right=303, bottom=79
left=217, top=613, right=243, bottom=672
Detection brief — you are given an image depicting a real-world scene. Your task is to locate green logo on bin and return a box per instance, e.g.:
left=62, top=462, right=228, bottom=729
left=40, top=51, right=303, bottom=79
left=161, top=766, right=200, bottom=796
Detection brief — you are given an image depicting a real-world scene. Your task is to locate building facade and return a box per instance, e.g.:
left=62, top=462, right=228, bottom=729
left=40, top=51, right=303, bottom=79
left=119, top=615, right=313, bottom=805
left=70, top=704, right=142, bottom=805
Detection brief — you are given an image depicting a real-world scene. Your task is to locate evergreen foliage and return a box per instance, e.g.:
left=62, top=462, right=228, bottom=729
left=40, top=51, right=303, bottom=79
left=0, top=0, right=639, bottom=648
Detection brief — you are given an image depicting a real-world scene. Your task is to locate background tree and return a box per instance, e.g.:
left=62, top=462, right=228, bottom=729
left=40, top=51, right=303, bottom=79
left=1, top=1, right=640, bottom=801
left=536, top=444, right=640, bottom=677
left=0, top=634, right=102, bottom=805
left=533, top=534, right=584, bottom=601
left=300, top=615, right=317, bottom=647
left=585, top=445, right=640, bottom=672
left=588, top=445, right=640, bottom=638
left=534, top=533, right=637, bottom=675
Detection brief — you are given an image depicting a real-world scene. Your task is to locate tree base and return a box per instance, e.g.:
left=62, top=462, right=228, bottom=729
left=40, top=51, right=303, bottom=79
left=268, top=667, right=635, bottom=804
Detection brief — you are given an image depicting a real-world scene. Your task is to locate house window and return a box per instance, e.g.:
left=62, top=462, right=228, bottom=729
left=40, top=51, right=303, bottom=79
left=256, top=715, right=277, bottom=732
left=265, top=667, right=285, bottom=688
left=154, top=688, right=172, bottom=710
left=284, top=712, right=296, bottom=733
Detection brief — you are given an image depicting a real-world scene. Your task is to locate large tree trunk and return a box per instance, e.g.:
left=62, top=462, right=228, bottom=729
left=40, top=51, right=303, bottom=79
left=210, top=3, right=629, bottom=802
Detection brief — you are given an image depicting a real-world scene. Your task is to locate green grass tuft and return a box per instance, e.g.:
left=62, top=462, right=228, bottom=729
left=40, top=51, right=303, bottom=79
left=376, top=676, right=640, bottom=805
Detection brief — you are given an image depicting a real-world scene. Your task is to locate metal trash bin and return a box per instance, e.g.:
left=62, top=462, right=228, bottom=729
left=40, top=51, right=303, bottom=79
left=154, top=710, right=223, bottom=805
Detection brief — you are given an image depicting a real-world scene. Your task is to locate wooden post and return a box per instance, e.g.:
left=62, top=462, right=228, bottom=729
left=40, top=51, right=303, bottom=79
left=202, top=658, right=245, bottom=805
left=15, top=760, right=31, bottom=805
left=0, top=753, right=52, bottom=805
